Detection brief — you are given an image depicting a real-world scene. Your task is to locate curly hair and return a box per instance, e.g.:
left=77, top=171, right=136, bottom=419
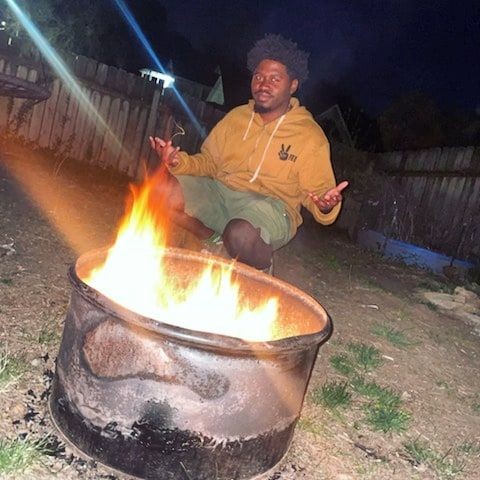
left=247, top=34, right=309, bottom=84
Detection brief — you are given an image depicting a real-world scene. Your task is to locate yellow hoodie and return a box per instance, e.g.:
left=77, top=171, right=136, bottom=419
left=170, top=98, right=340, bottom=231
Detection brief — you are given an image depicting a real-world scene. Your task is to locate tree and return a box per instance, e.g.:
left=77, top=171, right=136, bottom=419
left=2, top=0, right=168, bottom=71
left=379, top=91, right=445, bottom=151
left=305, top=79, right=382, bottom=151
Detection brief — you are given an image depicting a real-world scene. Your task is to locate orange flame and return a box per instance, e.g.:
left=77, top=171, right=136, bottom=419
left=83, top=167, right=278, bottom=342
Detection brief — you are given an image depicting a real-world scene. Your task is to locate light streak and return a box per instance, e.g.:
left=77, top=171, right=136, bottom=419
left=113, top=0, right=206, bottom=139
left=5, top=0, right=121, bottom=149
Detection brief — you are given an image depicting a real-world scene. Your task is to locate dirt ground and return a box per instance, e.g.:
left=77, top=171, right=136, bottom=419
left=1, top=142, right=479, bottom=480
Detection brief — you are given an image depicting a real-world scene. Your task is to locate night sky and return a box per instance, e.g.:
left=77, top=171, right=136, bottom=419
left=148, top=0, right=479, bottom=115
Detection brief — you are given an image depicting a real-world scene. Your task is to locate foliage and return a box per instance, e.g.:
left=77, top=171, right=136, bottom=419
left=305, top=79, right=382, bottom=151
left=372, top=324, right=413, bottom=348
left=0, top=437, right=50, bottom=475
left=0, top=351, right=25, bottom=390
left=379, top=91, right=445, bottom=150
left=350, top=377, right=401, bottom=407
left=404, top=438, right=436, bottom=464
left=297, top=416, right=323, bottom=435
left=330, top=353, right=356, bottom=375
left=311, top=381, right=351, bottom=409
left=2, top=0, right=169, bottom=70
left=364, top=401, right=410, bottom=433
left=403, top=439, right=473, bottom=479
left=346, top=342, right=383, bottom=371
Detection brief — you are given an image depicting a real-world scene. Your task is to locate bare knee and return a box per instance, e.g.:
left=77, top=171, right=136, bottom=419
left=152, top=175, right=184, bottom=212
left=223, top=219, right=272, bottom=269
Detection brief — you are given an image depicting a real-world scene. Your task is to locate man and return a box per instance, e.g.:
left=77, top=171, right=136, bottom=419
left=150, top=34, right=348, bottom=271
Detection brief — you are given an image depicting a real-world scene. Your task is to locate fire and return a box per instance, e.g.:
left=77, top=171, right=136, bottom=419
left=83, top=167, right=279, bottom=342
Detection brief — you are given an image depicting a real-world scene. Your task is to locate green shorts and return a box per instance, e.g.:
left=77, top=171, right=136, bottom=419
left=175, top=175, right=294, bottom=250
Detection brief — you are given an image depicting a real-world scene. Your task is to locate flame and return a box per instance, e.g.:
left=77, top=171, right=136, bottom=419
left=83, top=167, right=278, bottom=342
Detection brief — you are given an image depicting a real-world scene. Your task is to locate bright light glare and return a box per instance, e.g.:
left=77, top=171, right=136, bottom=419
left=113, top=0, right=206, bottom=139
left=5, top=0, right=121, bottom=150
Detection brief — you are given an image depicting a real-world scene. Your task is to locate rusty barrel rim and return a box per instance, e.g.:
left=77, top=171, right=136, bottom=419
left=70, top=247, right=333, bottom=356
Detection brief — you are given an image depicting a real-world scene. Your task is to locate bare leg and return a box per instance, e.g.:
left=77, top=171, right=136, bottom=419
left=222, top=218, right=273, bottom=269
left=152, top=173, right=213, bottom=240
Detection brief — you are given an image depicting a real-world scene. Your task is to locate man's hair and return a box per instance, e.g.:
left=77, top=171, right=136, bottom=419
left=247, top=34, right=309, bottom=84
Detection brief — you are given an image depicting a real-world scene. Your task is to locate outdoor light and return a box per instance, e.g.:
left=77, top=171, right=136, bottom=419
left=139, top=68, right=175, bottom=89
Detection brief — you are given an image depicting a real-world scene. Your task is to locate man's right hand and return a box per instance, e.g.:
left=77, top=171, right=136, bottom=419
left=149, top=136, right=180, bottom=167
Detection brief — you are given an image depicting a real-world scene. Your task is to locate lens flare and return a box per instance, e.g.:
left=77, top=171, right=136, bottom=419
left=113, top=0, right=206, bottom=139
left=5, top=0, right=121, bottom=150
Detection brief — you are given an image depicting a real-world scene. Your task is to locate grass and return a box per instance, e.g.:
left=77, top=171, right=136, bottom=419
left=308, top=251, right=342, bottom=271
left=330, top=353, right=356, bottom=375
left=297, top=416, right=324, bottom=435
left=404, top=438, right=436, bottom=464
left=348, top=376, right=408, bottom=432
left=311, top=381, right=351, bottom=409
left=372, top=324, right=413, bottom=348
left=457, top=440, right=480, bottom=455
left=0, top=437, right=50, bottom=475
left=394, top=308, right=411, bottom=322
left=417, top=279, right=455, bottom=294
left=324, top=254, right=342, bottom=271
left=471, top=392, right=480, bottom=414
left=356, top=275, right=386, bottom=292
left=36, top=324, right=59, bottom=345
left=22, top=317, right=60, bottom=346
left=0, top=351, right=25, bottom=390
left=323, top=344, right=410, bottom=434
left=347, top=342, right=383, bottom=371
left=365, top=401, right=410, bottom=433
left=403, top=439, right=472, bottom=479
left=0, top=278, right=13, bottom=285
left=350, top=377, right=401, bottom=407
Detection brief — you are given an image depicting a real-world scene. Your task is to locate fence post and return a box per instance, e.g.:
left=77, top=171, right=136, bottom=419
left=137, top=88, right=162, bottom=178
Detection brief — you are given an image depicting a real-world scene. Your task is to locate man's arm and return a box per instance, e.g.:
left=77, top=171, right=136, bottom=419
left=149, top=117, right=229, bottom=177
left=149, top=137, right=180, bottom=167
left=298, top=140, right=348, bottom=224
left=308, top=181, right=349, bottom=213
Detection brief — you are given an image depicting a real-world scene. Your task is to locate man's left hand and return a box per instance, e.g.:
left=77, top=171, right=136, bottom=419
left=308, top=181, right=349, bottom=214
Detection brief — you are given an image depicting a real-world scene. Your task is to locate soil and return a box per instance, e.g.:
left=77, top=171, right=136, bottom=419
left=1, top=142, right=479, bottom=480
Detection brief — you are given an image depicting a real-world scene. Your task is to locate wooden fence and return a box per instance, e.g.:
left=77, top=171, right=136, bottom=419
left=333, top=143, right=480, bottom=263
left=0, top=36, right=224, bottom=179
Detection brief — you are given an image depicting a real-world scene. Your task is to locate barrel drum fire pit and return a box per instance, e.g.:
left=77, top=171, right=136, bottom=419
left=50, top=248, right=332, bottom=480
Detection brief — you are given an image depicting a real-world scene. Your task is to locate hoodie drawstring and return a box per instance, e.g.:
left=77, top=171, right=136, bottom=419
left=249, top=113, right=286, bottom=183
left=242, top=111, right=255, bottom=141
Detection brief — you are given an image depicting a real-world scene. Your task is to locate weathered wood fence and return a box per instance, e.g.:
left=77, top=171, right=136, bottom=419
left=334, top=144, right=480, bottom=263
left=0, top=36, right=224, bottom=179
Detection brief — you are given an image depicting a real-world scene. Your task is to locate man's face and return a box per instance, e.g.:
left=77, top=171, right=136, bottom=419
left=251, top=59, right=298, bottom=117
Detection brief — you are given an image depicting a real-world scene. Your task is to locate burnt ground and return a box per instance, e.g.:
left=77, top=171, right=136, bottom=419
left=0, top=142, right=479, bottom=480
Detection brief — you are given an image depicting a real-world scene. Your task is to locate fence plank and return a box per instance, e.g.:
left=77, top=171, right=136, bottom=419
left=130, top=106, right=149, bottom=179
left=90, top=93, right=112, bottom=165
left=38, top=78, right=61, bottom=148
left=98, top=96, right=122, bottom=169
left=27, top=89, right=48, bottom=143
left=107, top=99, right=130, bottom=171
left=117, top=102, right=141, bottom=175
left=78, top=89, right=102, bottom=162
left=49, top=83, right=71, bottom=148
left=60, top=84, right=81, bottom=151
left=139, top=89, right=162, bottom=172
left=71, top=86, right=93, bottom=161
